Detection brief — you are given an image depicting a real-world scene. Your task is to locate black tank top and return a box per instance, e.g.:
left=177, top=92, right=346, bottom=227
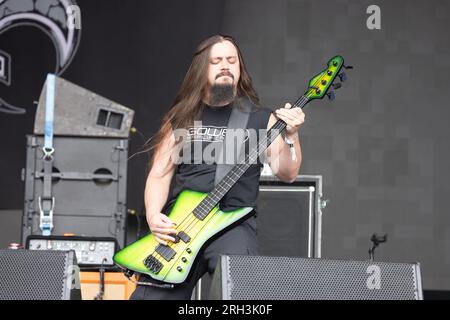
left=167, top=99, right=272, bottom=212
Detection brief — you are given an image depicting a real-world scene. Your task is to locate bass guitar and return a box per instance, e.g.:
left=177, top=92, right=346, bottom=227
left=114, top=55, right=352, bottom=284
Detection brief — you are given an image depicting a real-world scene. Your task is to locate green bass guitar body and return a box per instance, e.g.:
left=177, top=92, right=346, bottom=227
left=113, top=189, right=253, bottom=284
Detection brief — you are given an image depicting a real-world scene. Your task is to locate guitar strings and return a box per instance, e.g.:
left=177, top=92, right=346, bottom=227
left=167, top=73, right=331, bottom=242
left=147, top=73, right=330, bottom=266
left=148, top=116, right=292, bottom=263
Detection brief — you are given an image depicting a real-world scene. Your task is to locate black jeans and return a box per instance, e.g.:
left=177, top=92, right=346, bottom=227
left=129, top=216, right=258, bottom=300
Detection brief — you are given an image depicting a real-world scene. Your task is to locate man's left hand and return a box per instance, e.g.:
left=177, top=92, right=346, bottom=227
left=274, top=103, right=305, bottom=136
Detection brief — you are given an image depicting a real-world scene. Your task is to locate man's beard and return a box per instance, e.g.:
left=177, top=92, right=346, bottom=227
left=209, top=83, right=235, bottom=106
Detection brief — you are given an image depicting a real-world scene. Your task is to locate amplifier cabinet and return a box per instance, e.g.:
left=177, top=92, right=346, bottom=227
left=22, top=135, right=128, bottom=247
left=79, top=272, right=136, bottom=300
left=257, top=174, right=324, bottom=258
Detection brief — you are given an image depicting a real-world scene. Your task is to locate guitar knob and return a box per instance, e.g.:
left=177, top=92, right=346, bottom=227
left=327, top=70, right=332, bottom=76
left=177, top=266, right=182, bottom=272
left=186, top=248, right=192, bottom=254
left=182, top=257, right=187, bottom=263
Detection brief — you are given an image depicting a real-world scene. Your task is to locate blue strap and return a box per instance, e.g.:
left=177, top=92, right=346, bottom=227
left=43, top=73, right=55, bottom=158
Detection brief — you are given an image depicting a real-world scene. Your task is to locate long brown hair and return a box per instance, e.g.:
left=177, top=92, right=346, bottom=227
left=147, top=35, right=259, bottom=166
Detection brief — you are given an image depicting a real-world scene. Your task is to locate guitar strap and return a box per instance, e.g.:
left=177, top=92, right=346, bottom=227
left=214, top=97, right=253, bottom=186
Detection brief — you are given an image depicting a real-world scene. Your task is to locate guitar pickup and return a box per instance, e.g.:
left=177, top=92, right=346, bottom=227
left=155, top=244, right=177, bottom=262
left=177, top=231, right=191, bottom=243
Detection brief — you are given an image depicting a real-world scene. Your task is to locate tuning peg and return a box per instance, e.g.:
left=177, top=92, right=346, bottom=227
left=338, top=72, right=347, bottom=82
left=326, top=91, right=335, bottom=100
left=343, top=64, right=353, bottom=69
left=332, top=82, right=342, bottom=90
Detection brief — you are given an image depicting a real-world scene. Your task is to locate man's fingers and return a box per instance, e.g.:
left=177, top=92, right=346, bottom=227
left=275, top=110, right=296, bottom=122
left=276, top=108, right=303, bottom=118
left=152, top=227, right=177, bottom=235
left=161, top=215, right=176, bottom=226
left=154, top=219, right=176, bottom=229
left=155, top=222, right=175, bottom=230
left=155, top=233, right=176, bottom=243
left=275, top=108, right=305, bottom=124
left=276, top=108, right=295, bottom=117
left=154, top=236, right=168, bottom=246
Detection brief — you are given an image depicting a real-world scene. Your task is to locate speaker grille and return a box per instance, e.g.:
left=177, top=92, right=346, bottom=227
left=0, top=250, right=72, bottom=300
left=223, top=256, right=421, bottom=300
left=257, top=188, right=313, bottom=257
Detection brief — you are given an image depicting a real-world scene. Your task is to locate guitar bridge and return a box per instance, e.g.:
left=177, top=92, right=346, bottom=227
left=143, top=255, right=163, bottom=274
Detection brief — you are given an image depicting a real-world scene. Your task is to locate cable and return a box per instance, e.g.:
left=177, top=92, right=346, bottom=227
left=127, top=208, right=142, bottom=240
left=126, top=126, right=152, bottom=241
left=127, top=126, right=152, bottom=163
left=138, top=204, right=146, bottom=239
left=94, top=258, right=107, bottom=300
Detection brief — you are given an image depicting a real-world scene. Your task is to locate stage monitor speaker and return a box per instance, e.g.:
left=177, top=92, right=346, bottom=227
left=34, top=75, right=134, bottom=138
left=209, top=255, right=423, bottom=300
left=0, top=249, right=81, bottom=300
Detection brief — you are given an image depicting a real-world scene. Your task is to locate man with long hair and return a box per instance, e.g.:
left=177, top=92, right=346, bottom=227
left=130, top=35, right=305, bottom=299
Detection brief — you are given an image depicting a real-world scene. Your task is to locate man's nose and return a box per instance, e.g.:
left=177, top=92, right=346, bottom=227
left=220, top=59, right=230, bottom=69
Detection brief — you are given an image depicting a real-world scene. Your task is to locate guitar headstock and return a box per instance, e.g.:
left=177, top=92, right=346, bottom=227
left=305, top=55, right=352, bottom=101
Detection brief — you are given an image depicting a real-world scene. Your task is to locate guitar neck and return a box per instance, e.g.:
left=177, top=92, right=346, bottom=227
left=193, top=94, right=309, bottom=219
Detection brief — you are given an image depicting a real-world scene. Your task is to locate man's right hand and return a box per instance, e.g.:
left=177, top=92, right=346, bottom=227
left=148, top=213, right=177, bottom=245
